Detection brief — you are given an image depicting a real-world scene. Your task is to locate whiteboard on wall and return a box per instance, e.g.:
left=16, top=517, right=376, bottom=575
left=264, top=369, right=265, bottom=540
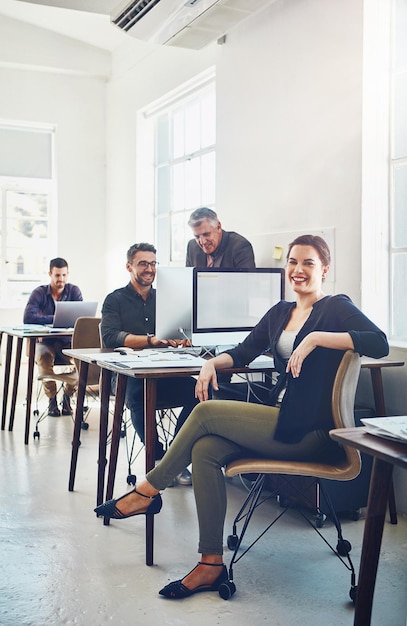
left=250, top=228, right=335, bottom=300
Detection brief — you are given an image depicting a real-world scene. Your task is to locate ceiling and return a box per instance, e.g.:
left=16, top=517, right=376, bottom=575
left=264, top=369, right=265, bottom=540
left=0, top=0, right=128, bottom=51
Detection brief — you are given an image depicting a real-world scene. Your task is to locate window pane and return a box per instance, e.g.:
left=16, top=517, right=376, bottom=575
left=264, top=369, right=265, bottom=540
left=2, top=189, right=51, bottom=304
left=6, top=191, right=49, bottom=277
left=157, top=166, right=170, bottom=215
left=395, top=0, right=407, bottom=69
left=393, top=72, right=407, bottom=159
left=156, top=115, right=169, bottom=164
left=392, top=252, right=407, bottom=339
left=185, top=157, right=200, bottom=208
left=201, top=91, right=216, bottom=148
left=185, top=99, right=200, bottom=154
left=173, top=163, right=185, bottom=210
left=171, top=211, right=188, bottom=262
left=393, top=163, right=407, bottom=248
left=172, top=109, right=184, bottom=159
left=156, top=215, right=170, bottom=263
left=0, top=127, right=52, bottom=178
left=201, top=152, right=216, bottom=206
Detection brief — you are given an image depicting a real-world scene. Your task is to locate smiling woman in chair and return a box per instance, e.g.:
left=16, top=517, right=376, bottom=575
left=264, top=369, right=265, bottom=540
left=95, top=234, right=389, bottom=600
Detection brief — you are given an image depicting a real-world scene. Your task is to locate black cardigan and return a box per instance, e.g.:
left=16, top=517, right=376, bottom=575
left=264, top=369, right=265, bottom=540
left=225, top=295, right=389, bottom=443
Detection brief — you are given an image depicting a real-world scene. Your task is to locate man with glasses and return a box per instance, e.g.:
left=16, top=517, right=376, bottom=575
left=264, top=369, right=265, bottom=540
left=101, top=243, right=198, bottom=485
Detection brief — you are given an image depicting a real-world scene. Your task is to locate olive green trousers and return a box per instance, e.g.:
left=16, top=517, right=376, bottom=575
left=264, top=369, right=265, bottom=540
left=146, top=399, right=332, bottom=555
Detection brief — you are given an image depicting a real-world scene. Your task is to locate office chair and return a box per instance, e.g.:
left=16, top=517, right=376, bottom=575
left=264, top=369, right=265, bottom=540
left=33, top=317, right=101, bottom=438
left=218, top=350, right=362, bottom=602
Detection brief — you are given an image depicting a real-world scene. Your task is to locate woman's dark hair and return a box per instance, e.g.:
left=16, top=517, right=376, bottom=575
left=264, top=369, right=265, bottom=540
left=286, top=235, right=331, bottom=266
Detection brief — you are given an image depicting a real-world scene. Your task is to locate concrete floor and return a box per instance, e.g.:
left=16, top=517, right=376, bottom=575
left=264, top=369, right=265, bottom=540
left=0, top=373, right=406, bottom=626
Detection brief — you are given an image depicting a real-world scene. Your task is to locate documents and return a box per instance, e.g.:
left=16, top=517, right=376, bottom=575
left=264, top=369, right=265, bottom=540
left=361, top=416, right=407, bottom=443
left=88, top=350, right=206, bottom=369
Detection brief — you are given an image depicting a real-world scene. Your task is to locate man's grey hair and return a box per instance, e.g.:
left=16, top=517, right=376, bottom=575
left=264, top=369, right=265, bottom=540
left=188, top=207, right=219, bottom=228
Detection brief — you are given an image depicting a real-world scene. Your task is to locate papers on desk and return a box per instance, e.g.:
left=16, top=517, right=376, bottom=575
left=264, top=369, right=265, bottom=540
left=91, top=351, right=206, bottom=369
left=248, top=354, right=274, bottom=369
left=361, top=416, right=407, bottom=443
left=10, top=324, right=73, bottom=333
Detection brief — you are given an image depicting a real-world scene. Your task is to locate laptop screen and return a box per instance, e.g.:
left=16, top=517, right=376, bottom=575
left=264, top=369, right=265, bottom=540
left=52, top=301, right=98, bottom=328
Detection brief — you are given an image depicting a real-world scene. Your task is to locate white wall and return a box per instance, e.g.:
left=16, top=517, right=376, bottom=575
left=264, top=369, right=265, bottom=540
left=0, top=15, right=109, bottom=321
left=216, top=0, right=363, bottom=302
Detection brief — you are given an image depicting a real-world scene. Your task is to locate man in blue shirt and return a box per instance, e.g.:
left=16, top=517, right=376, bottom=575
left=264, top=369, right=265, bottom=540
left=23, top=257, right=82, bottom=416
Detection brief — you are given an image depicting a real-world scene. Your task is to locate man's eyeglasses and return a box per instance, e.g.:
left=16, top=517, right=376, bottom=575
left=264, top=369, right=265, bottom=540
left=135, top=261, right=159, bottom=269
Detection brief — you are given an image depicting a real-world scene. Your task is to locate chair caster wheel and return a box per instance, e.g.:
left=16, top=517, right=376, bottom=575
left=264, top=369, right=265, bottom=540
left=337, top=539, right=352, bottom=556
left=315, top=512, right=326, bottom=528
left=120, top=429, right=126, bottom=438
left=81, top=421, right=89, bottom=430
left=33, top=410, right=39, bottom=417
left=33, top=431, right=40, bottom=439
left=349, top=585, right=358, bottom=603
left=218, top=580, right=236, bottom=600
left=278, top=495, right=290, bottom=508
left=227, top=534, right=238, bottom=550
left=127, top=474, right=136, bottom=485
left=350, top=509, right=360, bottom=521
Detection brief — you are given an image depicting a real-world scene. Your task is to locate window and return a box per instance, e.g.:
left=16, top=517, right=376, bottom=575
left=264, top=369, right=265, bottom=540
left=390, top=0, right=407, bottom=341
left=0, top=124, right=55, bottom=306
left=362, top=0, right=407, bottom=345
left=138, top=69, right=216, bottom=266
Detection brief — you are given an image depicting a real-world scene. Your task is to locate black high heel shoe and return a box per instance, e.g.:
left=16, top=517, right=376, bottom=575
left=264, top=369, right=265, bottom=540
left=159, top=562, right=227, bottom=599
left=94, top=488, right=162, bottom=519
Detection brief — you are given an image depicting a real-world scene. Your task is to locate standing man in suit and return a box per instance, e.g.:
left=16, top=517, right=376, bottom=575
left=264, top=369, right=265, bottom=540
left=185, top=207, right=255, bottom=268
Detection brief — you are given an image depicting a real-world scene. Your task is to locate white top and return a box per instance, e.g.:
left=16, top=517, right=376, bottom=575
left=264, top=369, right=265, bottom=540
left=276, top=330, right=297, bottom=402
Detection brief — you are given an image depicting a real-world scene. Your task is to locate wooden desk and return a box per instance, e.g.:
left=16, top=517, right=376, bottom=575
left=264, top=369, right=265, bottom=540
left=330, top=427, right=407, bottom=626
left=64, top=352, right=404, bottom=566
left=64, top=348, right=273, bottom=566
left=0, top=326, right=73, bottom=444
left=360, top=357, right=404, bottom=523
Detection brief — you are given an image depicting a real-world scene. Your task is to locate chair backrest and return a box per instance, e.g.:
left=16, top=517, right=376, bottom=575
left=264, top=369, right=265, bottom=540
left=331, top=350, right=361, bottom=429
left=225, top=349, right=362, bottom=481
left=71, top=316, right=102, bottom=386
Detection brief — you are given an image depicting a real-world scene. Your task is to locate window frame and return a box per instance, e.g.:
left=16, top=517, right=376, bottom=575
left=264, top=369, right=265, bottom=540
left=136, top=67, right=216, bottom=266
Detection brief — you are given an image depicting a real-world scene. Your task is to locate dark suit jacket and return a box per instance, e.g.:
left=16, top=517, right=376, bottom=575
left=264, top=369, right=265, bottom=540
left=185, top=230, right=255, bottom=268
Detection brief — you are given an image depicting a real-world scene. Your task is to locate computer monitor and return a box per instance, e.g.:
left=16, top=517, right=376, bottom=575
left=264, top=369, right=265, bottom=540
left=191, top=268, right=285, bottom=348
left=155, top=267, right=193, bottom=341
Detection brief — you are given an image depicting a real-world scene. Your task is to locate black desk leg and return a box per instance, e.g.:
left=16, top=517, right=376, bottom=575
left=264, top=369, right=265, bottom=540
left=144, top=378, right=157, bottom=567
left=354, top=457, right=393, bottom=626
left=8, top=337, right=23, bottom=432
left=103, top=373, right=127, bottom=525
left=24, top=337, right=36, bottom=444
left=96, top=368, right=112, bottom=506
left=1, top=335, right=13, bottom=430
left=68, top=361, right=89, bottom=492
left=369, top=367, right=397, bottom=524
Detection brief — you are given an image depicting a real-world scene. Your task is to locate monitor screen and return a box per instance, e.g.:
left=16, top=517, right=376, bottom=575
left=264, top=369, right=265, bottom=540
left=155, top=267, right=193, bottom=341
left=192, top=268, right=285, bottom=347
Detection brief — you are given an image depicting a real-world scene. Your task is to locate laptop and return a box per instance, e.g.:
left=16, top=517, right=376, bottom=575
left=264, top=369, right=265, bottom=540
left=51, top=301, right=98, bottom=329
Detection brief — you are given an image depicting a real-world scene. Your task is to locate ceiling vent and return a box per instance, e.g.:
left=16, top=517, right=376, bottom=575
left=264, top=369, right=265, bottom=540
left=111, top=0, right=273, bottom=49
